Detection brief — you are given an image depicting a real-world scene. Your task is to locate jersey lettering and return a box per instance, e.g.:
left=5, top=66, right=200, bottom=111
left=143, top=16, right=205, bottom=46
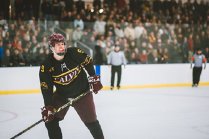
left=53, top=66, right=81, bottom=85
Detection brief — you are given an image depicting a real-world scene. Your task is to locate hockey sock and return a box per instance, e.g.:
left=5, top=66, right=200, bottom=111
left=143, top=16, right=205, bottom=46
left=45, top=118, right=62, bottom=139
left=85, top=120, right=104, bottom=139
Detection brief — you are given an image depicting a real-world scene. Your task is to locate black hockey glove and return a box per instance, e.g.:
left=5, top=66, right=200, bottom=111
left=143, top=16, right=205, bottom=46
left=41, top=106, right=56, bottom=123
left=88, top=75, right=103, bottom=94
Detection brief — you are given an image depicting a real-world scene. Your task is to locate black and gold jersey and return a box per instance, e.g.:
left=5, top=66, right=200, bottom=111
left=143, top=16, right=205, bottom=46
left=39, top=47, right=95, bottom=106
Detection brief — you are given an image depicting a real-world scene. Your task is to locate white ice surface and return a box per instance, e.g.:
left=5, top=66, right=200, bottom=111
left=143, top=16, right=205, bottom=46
left=1, top=87, right=209, bottom=139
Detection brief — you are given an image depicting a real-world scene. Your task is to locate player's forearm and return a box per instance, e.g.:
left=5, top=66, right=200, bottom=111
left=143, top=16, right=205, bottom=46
left=85, top=63, right=96, bottom=76
left=42, top=91, right=53, bottom=106
left=40, top=80, right=54, bottom=106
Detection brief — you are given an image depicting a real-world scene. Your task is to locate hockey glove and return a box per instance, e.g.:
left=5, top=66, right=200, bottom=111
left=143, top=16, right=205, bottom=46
left=88, top=75, right=103, bottom=94
left=41, top=106, right=56, bottom=123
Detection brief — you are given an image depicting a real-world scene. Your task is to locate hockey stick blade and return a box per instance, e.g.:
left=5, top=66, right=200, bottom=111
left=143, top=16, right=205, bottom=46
left=10, top=92, right=89, bottom=139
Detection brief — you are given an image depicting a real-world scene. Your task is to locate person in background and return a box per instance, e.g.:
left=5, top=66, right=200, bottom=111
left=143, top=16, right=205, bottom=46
left=190, top=48, right=207, bottom=87
left=1, top=48, right=11, bottom=67
left=203, top=47, right=209, bottom=62
left=107, top=44, right=127, bottom=90
left=10, top=48, right=25, bottom=67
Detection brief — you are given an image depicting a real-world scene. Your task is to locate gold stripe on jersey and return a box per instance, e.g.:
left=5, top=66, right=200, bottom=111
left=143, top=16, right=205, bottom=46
left=52, top=66, right=82, bottom=85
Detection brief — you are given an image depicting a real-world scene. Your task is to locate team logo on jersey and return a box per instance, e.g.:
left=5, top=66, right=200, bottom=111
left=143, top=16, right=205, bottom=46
left=61, top=62, right=69, bottom=72
left=52, top=66, right=82, bottom=85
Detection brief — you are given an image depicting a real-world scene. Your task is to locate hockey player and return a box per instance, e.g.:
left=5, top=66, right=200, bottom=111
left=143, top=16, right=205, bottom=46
left=39, top=33, right=104, bottom=139
left=190, top=48, right=207, bottom=87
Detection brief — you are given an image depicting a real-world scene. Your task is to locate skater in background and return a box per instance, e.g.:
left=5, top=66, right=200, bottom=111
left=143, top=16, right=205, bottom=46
left=107, top=44, right=127, bottom=90
left=190, top=48, right=207, bottom=87
left=39, top=33, right=104, bottom=139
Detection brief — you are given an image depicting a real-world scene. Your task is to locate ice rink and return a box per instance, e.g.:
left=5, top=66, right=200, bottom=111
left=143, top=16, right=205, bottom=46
left=1, top=86, right=209, bottom=139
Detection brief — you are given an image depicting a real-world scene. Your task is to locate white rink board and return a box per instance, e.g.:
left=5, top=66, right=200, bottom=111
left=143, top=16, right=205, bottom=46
left=0, top=64, right=209, bottom=91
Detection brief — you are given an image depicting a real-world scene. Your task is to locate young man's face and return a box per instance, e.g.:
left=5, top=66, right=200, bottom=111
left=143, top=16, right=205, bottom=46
left=52, top=42, right=65, bottom=54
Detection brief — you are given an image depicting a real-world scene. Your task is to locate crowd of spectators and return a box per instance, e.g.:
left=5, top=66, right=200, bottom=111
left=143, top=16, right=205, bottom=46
left=0, top=0, right=209, bottom=67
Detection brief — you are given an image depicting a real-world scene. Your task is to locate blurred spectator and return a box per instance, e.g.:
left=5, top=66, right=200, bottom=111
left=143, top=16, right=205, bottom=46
left=150, top=49, right=159, bottom=64
left=134, top=21, right=146, bottom=47
left=148, top=31, right=157, bottom=46
left=83, top=14, right=95, bottom=30
left=96, top=35, right=107, bottom=62
left=129, top=51, right=139, bottom=64
left=72, top=25, right=83, bottom=42
left=187, top=33, right=194, bottom=60
left=140, top=49, right=148, bottom=64
left=200, top=31, right=208, bottom=49
left=39, top=36, right=48, bottom=49
left=114, top=23, right=124, bottom=38
left=10, top=49, right=25, bottom=66
left=93, top=44, right=105, bottom=65
left=1, top=48, right=11, bottom=67
left=203, top=47, right=209, bottom=62
left=3, top=32, right=11, bottom=46
left=74, top=14, right=84, bottom=30
left=94, top=15, right=106, bottom=35
left=12, top=37, right=23, bottom=52
left=81, top=30, right=96, bottom=50
left=8, top=24, right=16, bottom=41
left=158, top=48, right=169, bottom=63
left=22, top=47, right=32, bottom=66
left=36, top=48, right=47, bottom=65
left=124, top=23, right=135, bottom=41
left=181, top=37, right=189, bottom=63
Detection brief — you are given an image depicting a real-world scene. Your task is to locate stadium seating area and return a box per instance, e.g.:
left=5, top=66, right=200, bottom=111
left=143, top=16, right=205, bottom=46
left=0, top=0, right=209, bottom=66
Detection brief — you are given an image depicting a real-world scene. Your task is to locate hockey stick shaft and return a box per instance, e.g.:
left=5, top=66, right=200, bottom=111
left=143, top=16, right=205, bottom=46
left=10, top=119, right=43, bottom=139
left=10, top=91, right=89, bottom=139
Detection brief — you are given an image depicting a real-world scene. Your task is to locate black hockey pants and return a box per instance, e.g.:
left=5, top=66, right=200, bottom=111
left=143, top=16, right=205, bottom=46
left=111, top=65, right=122, bottom=88
left=192, top=67, right=202, bottom=85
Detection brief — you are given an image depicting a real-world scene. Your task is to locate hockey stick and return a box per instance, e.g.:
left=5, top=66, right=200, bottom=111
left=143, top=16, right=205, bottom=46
left=10, top=91, right=90, bottom=139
